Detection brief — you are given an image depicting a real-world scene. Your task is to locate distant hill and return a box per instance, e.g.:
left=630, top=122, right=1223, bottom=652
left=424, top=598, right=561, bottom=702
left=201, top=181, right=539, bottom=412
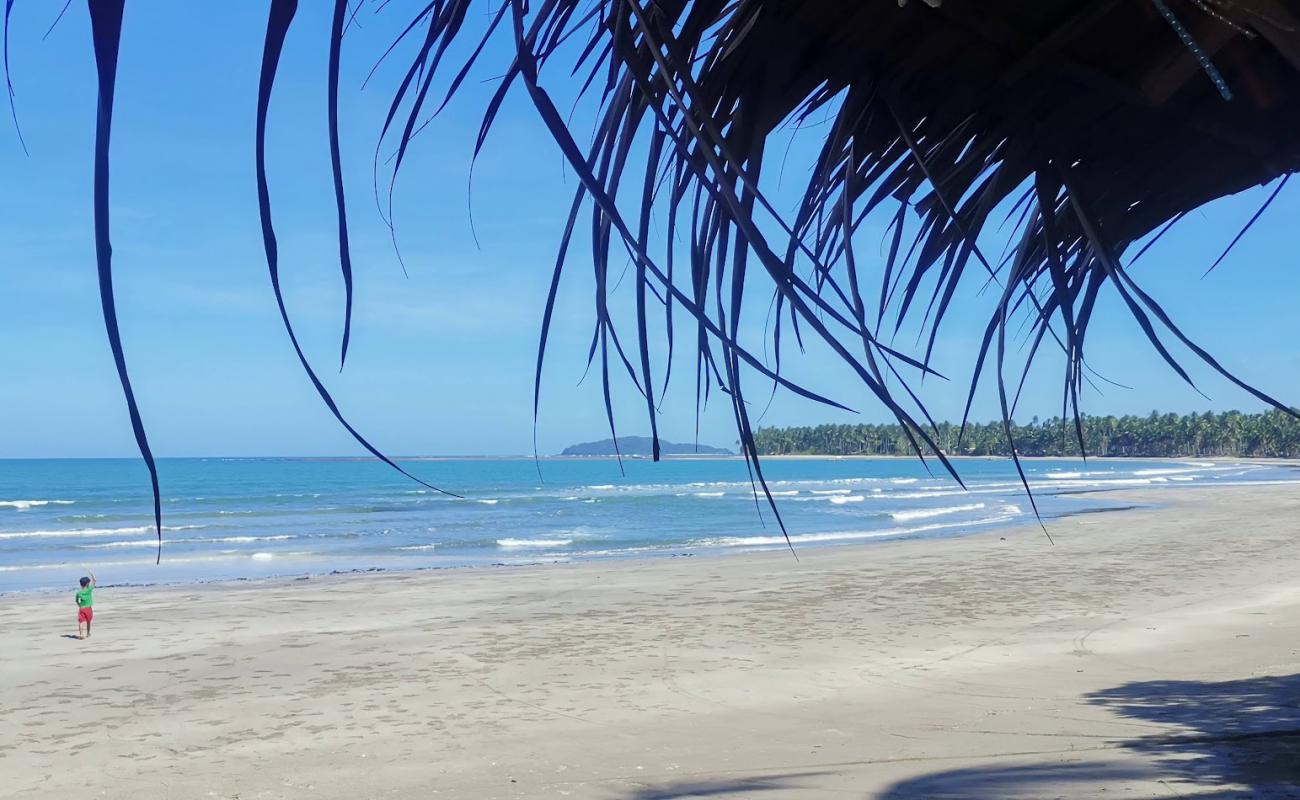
left=561, top=437, right=732, bottom=456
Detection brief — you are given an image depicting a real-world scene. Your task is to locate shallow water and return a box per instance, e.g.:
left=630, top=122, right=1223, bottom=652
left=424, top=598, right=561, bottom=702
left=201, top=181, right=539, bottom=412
left=0, top=456, right=1293, bottom=592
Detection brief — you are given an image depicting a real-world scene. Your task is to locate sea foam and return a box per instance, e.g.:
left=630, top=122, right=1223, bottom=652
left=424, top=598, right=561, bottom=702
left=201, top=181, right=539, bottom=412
left=0, top=500, right=75, bottom=511
left=891, top=503, right=986, bottom=522
left=498, top=538, right=573, bottom=548
left=0, top=524, right=202, bottom=540
left=697, top=513, right=1017, bottom=548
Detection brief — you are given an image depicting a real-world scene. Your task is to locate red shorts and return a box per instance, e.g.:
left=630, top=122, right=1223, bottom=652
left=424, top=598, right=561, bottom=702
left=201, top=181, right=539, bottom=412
left=78, top=606, right=93, bottom=624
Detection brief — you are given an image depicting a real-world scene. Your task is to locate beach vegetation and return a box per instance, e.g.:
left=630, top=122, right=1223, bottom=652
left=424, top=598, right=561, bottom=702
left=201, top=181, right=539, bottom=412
left=756, top=410, right=1300, bottom=458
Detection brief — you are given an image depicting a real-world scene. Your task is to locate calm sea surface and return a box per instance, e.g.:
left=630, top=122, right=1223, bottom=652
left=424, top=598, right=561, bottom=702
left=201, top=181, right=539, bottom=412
left=1, top=456, right=1294, bottom=592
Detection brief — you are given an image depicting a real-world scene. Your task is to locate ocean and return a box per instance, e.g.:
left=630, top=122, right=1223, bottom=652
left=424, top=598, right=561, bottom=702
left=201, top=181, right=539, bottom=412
left=1, top=456, right=1293, bottom=593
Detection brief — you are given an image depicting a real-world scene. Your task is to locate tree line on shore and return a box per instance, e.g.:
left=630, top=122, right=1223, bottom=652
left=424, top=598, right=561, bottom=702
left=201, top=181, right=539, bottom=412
left=753, top=410, right=1300, bottom=458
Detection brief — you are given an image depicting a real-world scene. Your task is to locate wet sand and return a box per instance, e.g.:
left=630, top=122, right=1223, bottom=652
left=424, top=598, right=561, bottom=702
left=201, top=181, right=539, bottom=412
left=3, top=483, right=1299, bottom=799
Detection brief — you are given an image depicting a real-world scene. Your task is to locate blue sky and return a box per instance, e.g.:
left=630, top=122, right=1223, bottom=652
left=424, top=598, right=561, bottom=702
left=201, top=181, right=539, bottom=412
left=1, top=2, right=1297, bottom=458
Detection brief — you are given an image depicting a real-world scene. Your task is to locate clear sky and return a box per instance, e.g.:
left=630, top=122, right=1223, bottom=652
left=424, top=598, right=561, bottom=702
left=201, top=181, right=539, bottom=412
left=2, top=2, right=1297, bottom=458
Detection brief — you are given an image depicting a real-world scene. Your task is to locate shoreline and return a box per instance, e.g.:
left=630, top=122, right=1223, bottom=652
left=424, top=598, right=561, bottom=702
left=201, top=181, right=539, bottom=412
left=6, top=481, right=1300, bottom=798
left=4, top=457, right=1296, bottom=597
left=0, top=489, right=1142, bottom=598
left=0, top=479, right=1250, bottom=601
left=9, top=482, right=1199, bottom=602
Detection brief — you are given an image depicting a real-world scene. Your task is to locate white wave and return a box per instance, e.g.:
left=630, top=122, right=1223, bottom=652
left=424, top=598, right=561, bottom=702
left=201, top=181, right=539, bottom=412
left=251, top=552, right=275, bottom=561
left=811, top=489, right=852, bottom=495
left=587, top=484, right=616, bottom=490
left=1045, top=471, right=1082, bottom=479
left=565, top=545, right=660, bottom=558
left=0, top=553, right=268, bottom=573
left=586, top=477, right=903, bottom=496
left=891, top=502, right=986, bottom=522
left=476, top=499, right=500, bottom=505
left=393, top=544, right=438, bottom=551
left=958, top=481, right=1024, bottom=490
left=694, top=491, right=725, bottom=497
left=1026, top=477, right=1154, bottom=490
left=0, top=524, right=203, bottom=540
left=77, top=534, right=297, bottom=550
left=889, top=483, right=1019, bottom=496
left=829, top=495, right=865, bottom=504
left=891, top=478, right=919, bottom=484
left=697, top=514, right=1016, bottom=549
left=702, top=531, right=897, bottom=547
left=0, top=499, right=75, bottom=510
left=497, top=538, right=573, bottom=548
left=77, top=539, right=160, bottom=549
left=754, top=490, right=799, bottom=497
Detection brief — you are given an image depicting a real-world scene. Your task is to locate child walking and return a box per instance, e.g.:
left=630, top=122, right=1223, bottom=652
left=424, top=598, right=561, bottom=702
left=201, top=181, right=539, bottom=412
left=76, top=571, right=97, bottom=639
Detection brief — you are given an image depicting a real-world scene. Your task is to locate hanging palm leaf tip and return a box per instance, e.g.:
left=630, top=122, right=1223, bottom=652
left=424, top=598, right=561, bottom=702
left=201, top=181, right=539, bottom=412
left=255, top=0, right=461, bottom=501
left=73, top=0, right=463, bottom=561
left=85, top=0, right=163, bottom=563
left=9, top=1, right=1300, bottom=555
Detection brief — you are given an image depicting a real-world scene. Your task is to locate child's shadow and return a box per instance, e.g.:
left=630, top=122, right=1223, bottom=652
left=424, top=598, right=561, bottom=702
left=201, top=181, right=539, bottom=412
left=60, top=634, right=82, bottom=640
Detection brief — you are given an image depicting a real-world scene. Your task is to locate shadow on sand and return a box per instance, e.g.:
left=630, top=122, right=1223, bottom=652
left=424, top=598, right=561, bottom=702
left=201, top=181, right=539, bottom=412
left=615, top=771, right=830, bottom=799
left=877, top=672, right=1300, bottom=798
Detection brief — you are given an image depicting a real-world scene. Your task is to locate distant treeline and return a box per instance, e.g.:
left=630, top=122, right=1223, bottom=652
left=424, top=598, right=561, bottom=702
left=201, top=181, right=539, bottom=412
left=753, top=410, right=1300, bottom=458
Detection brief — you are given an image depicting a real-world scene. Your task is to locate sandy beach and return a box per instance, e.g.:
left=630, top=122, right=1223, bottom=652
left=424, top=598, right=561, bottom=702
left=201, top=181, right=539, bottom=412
left=4, top=482, right=1300, bottom=799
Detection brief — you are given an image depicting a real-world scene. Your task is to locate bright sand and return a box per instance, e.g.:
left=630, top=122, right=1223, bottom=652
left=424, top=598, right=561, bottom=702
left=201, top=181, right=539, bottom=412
left=3, top=483, right=1299, bottom=799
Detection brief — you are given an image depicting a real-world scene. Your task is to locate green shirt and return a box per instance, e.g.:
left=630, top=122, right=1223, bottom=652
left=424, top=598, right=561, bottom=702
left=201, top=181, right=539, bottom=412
left=76, top=586, right=94, bottom=607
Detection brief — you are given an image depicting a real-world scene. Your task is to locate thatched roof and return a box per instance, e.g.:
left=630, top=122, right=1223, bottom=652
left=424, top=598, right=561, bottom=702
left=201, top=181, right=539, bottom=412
left=681, top=0, right=1300, bottom=248
left=53, top=1, right=1300, bottom=551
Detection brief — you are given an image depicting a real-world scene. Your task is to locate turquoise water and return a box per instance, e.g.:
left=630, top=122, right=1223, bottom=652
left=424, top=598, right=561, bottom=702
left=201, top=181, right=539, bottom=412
left=0, top=456, right=1293, bottom=592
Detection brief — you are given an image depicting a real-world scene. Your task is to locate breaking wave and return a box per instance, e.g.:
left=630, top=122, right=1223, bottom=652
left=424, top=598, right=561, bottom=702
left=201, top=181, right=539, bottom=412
left=891, top=503, right=987, bottom=522
left=498, top=538, right=574, bottom=548
left=0, top=500, right=75, bottom=511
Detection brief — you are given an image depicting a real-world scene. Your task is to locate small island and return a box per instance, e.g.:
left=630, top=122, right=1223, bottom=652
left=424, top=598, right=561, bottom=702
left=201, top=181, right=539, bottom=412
left=560, top=436, right=733, bottom=456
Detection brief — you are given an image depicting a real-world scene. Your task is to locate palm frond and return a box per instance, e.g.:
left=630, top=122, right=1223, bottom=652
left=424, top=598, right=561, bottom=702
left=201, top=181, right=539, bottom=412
left=361, top=0, right=1299, bottom=529
left=11, top=1, right=1300, bottom=551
